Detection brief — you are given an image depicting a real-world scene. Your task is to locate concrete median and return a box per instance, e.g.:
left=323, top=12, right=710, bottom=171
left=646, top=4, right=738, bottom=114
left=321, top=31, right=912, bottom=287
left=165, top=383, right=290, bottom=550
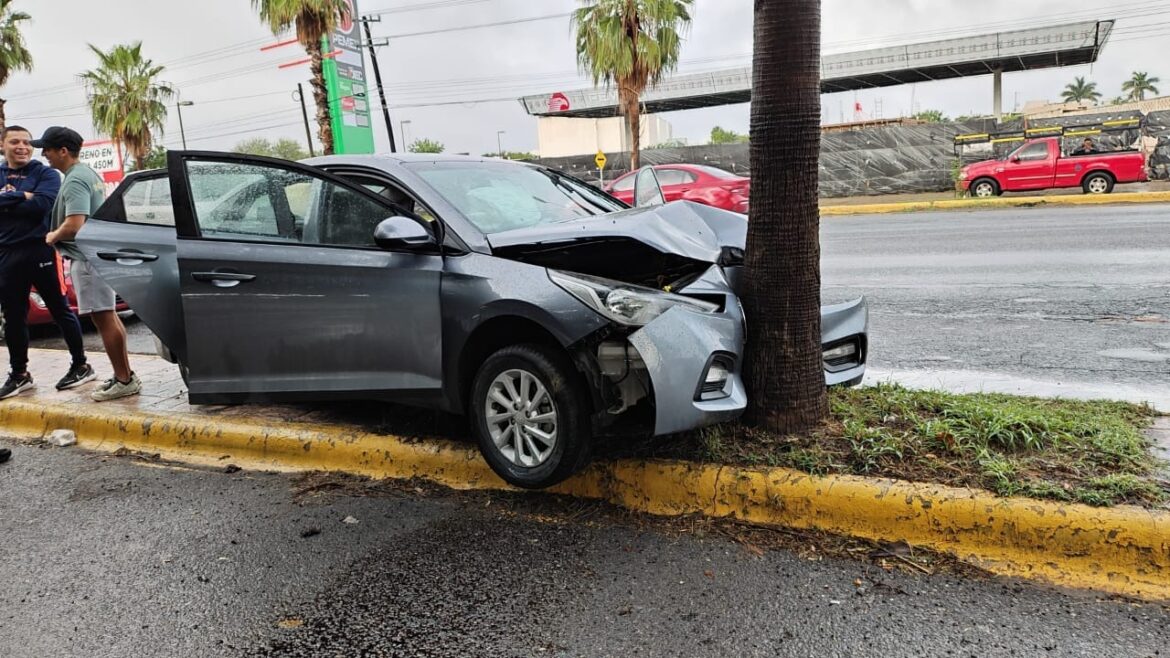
left=821, top=190, right=1170, bottom=216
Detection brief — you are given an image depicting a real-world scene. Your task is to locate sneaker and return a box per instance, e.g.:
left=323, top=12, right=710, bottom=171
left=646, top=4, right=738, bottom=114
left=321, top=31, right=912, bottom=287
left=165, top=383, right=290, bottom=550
left=91, top=373, right=141, bottom=402
left=95, top=377, right=116, bottom=393
left=56, top=363, right=96, bottom=391
left=0, top=372, right=34, bottom=399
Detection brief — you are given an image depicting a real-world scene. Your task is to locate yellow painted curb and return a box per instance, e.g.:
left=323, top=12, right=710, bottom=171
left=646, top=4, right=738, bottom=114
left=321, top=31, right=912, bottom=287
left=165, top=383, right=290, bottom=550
left=821, top=190, right=1170, bottom=216
left=3, top=400, right=1168, bottom=602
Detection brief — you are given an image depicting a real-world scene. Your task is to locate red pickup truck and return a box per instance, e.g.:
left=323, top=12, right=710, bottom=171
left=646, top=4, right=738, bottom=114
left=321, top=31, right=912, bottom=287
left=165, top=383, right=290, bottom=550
left=959, top=137, right=1147, bottom=197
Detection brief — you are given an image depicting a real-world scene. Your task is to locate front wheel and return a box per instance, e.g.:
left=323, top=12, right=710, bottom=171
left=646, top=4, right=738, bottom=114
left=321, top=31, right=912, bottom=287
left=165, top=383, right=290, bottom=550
left=470, top=344, right=592, bottom=489
left=971, top=179, right=1000, bottom=198
left=1082, top=173, right=1114, bottom=195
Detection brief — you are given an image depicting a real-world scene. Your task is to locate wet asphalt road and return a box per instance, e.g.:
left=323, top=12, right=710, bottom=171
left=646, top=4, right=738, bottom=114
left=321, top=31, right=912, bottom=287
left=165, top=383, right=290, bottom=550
left=26, top=203, right=1170, bottom=406
left=2, top=443, right=1168, bottom=658
left=821, top=204, right=1170, bottom=406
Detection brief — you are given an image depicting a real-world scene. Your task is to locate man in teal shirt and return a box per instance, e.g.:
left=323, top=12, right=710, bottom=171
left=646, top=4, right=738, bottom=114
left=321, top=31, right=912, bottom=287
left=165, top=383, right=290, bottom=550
left=39, top=127, right=140, bottom=401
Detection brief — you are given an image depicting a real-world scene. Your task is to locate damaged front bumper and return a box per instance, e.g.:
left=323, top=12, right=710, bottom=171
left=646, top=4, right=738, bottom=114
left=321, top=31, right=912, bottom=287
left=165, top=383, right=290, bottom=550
left=587, top=270, right=869, bottom=437
left=630, top=304, right=748, bottom=436
left=588, top=265, right=748, bottom=436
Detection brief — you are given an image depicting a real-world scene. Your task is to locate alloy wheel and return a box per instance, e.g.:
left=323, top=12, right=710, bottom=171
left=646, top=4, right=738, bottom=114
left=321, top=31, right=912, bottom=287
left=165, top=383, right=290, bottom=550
left=484, top=368, right=559, bottom=468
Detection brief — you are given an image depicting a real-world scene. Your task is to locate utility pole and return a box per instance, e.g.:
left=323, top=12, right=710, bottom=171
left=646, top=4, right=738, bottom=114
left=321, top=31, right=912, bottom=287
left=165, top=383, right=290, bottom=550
left=176, top=101, right=193, bottom=150
left=361, top=16, right=396, bottom=153
left=497, top=130, right=506, bottom=159
left=296, top=83, right=316, bottom=157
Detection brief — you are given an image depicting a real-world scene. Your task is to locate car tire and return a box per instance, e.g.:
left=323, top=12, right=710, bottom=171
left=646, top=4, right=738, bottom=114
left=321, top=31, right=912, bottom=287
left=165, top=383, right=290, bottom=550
left=470, top=344, right=592, bottom=490
left=1082, top=172, right=1114, bottom=195
left=971, top=179, right=999, bottom=198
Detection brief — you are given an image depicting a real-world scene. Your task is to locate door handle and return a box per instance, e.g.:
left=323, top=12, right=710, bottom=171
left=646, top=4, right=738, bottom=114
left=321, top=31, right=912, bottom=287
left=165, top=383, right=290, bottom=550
left=192, top=271, right=256, bottom=288
left=97, top=251, right=159, bottom=264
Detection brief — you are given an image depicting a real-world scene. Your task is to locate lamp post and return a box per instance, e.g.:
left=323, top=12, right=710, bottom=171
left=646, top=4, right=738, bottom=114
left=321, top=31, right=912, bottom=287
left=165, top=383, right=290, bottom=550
left=176, top=101, right=194, bottom=150
left=400, top=120, right=412, bottom=150
left=497, top=130, right=506, bottom=159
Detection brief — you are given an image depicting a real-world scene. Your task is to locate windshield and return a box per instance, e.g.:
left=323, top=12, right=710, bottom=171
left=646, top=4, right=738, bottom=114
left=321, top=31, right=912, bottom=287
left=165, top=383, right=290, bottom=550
left=407, top=161, right=625, bottom=234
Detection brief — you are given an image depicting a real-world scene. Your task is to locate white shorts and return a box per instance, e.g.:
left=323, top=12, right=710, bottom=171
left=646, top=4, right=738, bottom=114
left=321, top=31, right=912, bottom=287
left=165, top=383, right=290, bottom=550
left=70, top=258, right=117, bottom=315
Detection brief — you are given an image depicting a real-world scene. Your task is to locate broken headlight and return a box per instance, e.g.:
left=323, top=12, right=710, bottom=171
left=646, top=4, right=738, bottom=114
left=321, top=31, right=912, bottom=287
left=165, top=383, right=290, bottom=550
left=549, top=270, right=719, bottom=327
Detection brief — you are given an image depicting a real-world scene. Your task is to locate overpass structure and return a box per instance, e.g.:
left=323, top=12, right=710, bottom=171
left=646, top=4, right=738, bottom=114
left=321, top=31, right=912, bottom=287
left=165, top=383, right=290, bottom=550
left=521, top=20, right=1114, bottom=120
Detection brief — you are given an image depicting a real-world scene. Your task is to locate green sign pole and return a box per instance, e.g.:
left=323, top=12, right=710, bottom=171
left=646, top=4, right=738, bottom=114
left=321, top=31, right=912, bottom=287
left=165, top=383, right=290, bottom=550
left=323, top=0, right=376, bottom=155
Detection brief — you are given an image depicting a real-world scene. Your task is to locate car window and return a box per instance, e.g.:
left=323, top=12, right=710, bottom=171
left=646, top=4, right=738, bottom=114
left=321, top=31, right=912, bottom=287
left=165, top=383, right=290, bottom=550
left=148, top=180, right=172, bottom=205
left=657, top=169, right=697, bottom=186
left=694, top=165, right=739, bottom=180
left=612, top=174, right=636, bottom=192
left=186, top=160, right=398, bottom=248
left=1015, top=143, right=1049, bottom=162
left=119, top=177, right=176, bottom=227
left=122, top=180, right=148, bottom=206
left=335, top=174, right=438, bottom=224
left=408, top=161, right=624, bottom=235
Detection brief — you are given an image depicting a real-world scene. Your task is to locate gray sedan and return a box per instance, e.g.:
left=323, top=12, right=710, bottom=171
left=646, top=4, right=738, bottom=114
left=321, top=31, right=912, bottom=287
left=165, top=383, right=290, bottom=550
left=77, top=152, right=867, bottom=489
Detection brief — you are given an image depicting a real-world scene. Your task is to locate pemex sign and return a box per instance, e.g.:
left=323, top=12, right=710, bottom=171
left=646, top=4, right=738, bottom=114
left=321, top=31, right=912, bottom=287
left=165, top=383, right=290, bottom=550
left=323, top=0, right=375, bottom=154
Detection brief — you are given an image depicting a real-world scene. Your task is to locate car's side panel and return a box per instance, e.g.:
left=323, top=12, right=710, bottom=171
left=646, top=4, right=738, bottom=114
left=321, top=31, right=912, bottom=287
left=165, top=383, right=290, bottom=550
left=164, top=151, right=445, bottom=404
left=177, top=239, right=444, bottom=401
left=436, top=252, right=611, bottom=413
left=75, top=222, right=187, bottom=363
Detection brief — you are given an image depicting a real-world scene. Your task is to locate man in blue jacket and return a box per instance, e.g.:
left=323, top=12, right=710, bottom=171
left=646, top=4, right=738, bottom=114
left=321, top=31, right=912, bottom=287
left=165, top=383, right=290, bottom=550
left=0, top=125, right=92, bottom=398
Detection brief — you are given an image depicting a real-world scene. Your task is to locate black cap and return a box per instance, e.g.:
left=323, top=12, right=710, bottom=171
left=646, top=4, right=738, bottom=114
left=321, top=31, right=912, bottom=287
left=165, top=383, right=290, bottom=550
left=30, top=126, right=84, bottom=151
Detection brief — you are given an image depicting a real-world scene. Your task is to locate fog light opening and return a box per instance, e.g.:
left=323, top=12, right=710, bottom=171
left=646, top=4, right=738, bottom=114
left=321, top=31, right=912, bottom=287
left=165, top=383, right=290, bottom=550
left=697, top=354, right=735, bottom=401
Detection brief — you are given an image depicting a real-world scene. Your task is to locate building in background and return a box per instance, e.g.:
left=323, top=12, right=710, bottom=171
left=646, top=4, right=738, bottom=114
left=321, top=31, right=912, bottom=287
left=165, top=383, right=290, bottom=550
left=535, top=115, right=674, bottom=158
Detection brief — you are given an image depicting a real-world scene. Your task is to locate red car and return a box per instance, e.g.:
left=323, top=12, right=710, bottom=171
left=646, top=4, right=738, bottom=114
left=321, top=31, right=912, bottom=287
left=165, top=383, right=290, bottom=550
left=960, top=136, right=1148, bottom=197
left=606, top=164, right=751, bottom=213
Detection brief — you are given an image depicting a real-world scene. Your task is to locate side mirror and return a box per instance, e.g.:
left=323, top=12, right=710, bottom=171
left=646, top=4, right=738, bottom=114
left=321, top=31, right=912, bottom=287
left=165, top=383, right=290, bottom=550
left=633, top=167, right=666, bottom=207
left=1010, top=155, right=1020, bottom=163
left=374, top=216, right=435, bottom=251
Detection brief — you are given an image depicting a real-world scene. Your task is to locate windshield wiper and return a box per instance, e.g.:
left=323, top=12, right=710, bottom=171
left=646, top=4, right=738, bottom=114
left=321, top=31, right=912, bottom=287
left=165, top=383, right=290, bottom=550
left=540, top=171, right=613, bottom=214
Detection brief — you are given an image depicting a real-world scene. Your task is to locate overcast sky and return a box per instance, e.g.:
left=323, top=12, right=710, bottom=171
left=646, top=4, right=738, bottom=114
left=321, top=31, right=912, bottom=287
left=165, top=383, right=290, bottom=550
left=6, top=0, right=1166, bottom=157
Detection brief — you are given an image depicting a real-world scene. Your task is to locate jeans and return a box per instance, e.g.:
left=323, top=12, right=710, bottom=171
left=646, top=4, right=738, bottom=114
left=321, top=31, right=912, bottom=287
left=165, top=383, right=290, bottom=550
left=0, top=241, right=86, bottom=374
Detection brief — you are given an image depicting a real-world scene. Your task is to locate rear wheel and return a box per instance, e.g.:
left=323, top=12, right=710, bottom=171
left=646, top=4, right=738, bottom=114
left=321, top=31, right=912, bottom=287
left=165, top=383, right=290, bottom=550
left=470, top=344, right=592, bottom=489
left=1082, top=172, right=1114, bottom=195
left=971, top=179, right=1000, bottom=198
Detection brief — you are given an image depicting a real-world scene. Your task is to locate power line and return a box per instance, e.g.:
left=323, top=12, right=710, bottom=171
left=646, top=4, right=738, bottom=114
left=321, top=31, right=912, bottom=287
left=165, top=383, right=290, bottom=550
left=363, top=0, right=495, bottom=16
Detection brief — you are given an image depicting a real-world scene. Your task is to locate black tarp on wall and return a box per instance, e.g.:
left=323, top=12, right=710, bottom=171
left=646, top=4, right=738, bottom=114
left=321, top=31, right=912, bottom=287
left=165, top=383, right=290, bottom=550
left=536, top=108, right=1165, bottom=197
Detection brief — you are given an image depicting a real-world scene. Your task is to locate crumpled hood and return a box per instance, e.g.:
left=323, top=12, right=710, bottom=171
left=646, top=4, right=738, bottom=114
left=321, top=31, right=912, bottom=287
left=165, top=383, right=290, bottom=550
left=487, top=201, right=748, bottom=264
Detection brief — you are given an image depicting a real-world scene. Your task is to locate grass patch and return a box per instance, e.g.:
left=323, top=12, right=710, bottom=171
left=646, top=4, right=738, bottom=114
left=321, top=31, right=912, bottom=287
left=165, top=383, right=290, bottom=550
left=638, top=384, right=1168, bottom=508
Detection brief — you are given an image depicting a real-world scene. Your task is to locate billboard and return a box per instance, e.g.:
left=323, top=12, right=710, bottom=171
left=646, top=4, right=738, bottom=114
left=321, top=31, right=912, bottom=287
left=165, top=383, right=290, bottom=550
left=323, top=0, right=375, bottom=154
left=79, top=140, right=124, bottom=186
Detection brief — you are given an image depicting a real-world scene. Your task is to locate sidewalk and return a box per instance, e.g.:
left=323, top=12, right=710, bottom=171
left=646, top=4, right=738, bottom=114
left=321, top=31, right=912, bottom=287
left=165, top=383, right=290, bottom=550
left=2, top=348, right=1169, bottom=602
left=8, top=348, right=367, bottom=429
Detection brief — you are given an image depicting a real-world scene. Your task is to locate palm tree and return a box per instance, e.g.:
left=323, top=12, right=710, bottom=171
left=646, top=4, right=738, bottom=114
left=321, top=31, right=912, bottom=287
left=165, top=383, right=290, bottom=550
left=253, top=0, right=350, bottom=155
left=0, top=0, right=34, bottom=132
left=740, top=0, right=827, bottom=433
left=574, top=0, right=693, bottom=169
left=1061, top=76, right=1102, bottom=104
left=1122, top=71, right=1160, bottom=102
left=81, top=43, right=173, bottom=170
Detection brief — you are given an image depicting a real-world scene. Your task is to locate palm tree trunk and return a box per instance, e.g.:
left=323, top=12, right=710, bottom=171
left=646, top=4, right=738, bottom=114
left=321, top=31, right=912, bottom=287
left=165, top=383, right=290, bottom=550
left=628, top=92, right=642, bottom=170
left=307, top=39, right=335, bottom=155
left=741, top=0, right=828, bottom=433
left=0, top=98, right=7, bottom=134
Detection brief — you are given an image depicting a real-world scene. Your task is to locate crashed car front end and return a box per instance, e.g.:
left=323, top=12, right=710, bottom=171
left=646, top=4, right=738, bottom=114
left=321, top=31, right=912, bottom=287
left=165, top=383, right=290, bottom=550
left=493, top=200, right=868, bottom=437
left=550, top=265, right=748, bottom=436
